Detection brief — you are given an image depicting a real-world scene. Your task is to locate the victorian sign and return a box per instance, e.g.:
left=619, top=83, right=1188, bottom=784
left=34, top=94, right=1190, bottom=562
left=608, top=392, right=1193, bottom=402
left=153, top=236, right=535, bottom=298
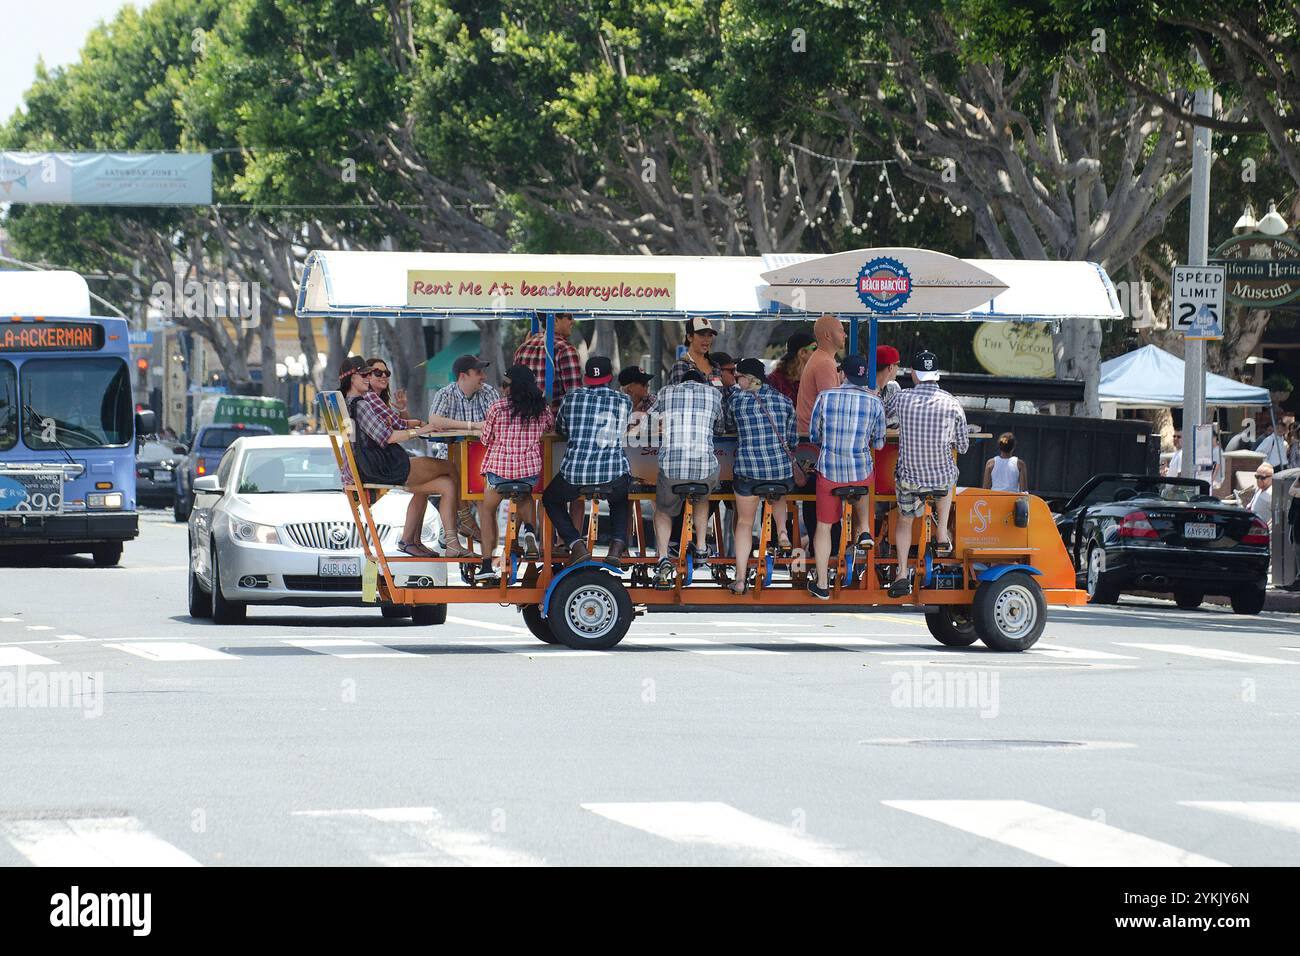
left=1210, top=234, right=1300, bottom=308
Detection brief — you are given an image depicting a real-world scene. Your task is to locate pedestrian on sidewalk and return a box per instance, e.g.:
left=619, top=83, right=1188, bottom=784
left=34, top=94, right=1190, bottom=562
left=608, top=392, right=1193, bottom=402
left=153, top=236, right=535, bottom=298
left=983, top=432, right=1028, bottom=492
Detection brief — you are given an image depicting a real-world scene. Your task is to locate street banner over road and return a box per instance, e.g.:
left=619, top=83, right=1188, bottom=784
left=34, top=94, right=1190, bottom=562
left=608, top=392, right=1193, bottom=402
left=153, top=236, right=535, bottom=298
left=0, top=151, right=213, bottom=205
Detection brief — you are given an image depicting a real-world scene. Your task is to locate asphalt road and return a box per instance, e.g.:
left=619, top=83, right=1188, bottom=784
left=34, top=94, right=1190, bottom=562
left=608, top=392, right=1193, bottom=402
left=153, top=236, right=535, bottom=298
left=1, top=509, right=1298, bottom=867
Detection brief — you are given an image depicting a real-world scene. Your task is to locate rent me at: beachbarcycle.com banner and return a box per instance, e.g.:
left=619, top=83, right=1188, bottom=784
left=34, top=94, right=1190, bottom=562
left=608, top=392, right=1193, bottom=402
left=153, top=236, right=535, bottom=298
left=0, top=151, right=212, bottom=205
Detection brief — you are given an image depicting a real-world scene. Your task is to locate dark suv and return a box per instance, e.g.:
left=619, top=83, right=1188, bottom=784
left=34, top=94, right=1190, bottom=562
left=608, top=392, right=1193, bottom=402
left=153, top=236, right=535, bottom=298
left=174, top=423, right=274, bottom=520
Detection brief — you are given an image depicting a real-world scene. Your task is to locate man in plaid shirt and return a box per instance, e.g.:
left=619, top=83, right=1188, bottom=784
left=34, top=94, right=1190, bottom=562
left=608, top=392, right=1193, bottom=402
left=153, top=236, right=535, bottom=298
left=427, top=354, right=500, bottom=542
left=652, top=369, right=725, bottom=580
left=881, top=349, right=970, bottom=596
left=807, top=354, right=886, bottom=599
left=542, top=356, right=633, bottom=566
left=514, top=312, right=582, bottom=404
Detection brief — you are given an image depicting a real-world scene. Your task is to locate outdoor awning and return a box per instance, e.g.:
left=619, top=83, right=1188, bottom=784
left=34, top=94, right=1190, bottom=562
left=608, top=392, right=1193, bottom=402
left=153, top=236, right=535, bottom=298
left=1099, top=344, right=1271, bottom=407
left=296, top=249, right=1124, bottom=323
left=0, top=269, right=92, bottom=317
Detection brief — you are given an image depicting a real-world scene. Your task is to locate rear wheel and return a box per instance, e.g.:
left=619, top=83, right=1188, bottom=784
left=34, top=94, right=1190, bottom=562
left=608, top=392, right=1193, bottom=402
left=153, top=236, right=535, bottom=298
left=380, top=605, right=412, bottom=619
left=546, top=569, right=632, bottom=650
left=1230, top=587, right=1266, bottom=616
left=1173, top=589, right=1204, bottom=610
left=521, top=604, right=561, bottom=644
left=410, top=604, right=447, bottom=626
left=925, top=607, right=979, bottom=647
left=91, top=542, right=122, bottom=567
left=209, top=545, right=246, bottom=625
left=1085, top=543, right=1120, bottom=605
left=973, top=572, right=1046, bottom=651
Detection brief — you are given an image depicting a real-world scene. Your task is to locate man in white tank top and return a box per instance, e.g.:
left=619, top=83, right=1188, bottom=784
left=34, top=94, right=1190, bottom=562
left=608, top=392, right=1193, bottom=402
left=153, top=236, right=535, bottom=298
left=983, top=432, right=1027, bottom=492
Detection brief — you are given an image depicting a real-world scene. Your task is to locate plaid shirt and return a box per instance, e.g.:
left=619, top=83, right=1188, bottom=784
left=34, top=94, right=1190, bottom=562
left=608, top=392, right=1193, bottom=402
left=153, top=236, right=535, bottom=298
left=343, top=392, right=405, bottom=486
left=883, top=382, right=969, bottom=487
left=480, top=400, right=554, bottom=480
left=427, top=381, right=499, bottom=460
left=809, top=384, right=886, bottom=483
left=514, top=332, right=582, bottom=402
left=556, top=385, right=632, bottom=485
left=656, top=381, right=724, bottom=480
left=728, top=384, right=797, bottom=482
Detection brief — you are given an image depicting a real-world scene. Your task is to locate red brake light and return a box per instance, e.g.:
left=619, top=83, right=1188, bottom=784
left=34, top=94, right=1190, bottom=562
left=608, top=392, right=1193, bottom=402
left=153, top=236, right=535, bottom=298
left=234, top=424, right=245, bottom=429
left=1242, top=518, right=1270, bottom=546
left=196, top=459, right=207, bottom=476
left=1118, top=511, right=1158, bottom=539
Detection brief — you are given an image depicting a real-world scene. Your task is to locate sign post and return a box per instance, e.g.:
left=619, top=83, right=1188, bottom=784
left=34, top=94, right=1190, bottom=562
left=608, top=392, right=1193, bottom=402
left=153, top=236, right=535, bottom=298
left=1181, top=75, right=1214, bottom=481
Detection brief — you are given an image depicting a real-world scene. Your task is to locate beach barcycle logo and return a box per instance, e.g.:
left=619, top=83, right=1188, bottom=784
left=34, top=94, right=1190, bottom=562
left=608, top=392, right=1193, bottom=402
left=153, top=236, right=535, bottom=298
left=856, top=256, right=913, bottom=313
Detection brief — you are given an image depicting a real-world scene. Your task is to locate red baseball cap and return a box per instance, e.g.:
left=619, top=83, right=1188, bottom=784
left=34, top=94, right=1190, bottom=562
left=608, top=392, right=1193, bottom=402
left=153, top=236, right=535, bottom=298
left=876, top=344, right=900, bottom=367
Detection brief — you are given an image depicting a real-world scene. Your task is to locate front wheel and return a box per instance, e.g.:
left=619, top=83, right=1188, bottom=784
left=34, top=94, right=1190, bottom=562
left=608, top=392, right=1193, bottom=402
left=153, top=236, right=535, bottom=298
left=521, top=604, right=561, bottom=644
left=1230, top=588, right=1266, bottom=616
left=973, top=572, right=1046, bottom=651
left=925, top=607, right=979, bottom=647
left=187, top=565, right=212, bottom=619
left=209, top=545, right=246, bottom=625
left=410, top=604, right=447, bottom=626
left=546, top=569, right=632, bottom=650
left=380, top=605, right=412, bottom=620
left=91, top=542, right=122, bottom=567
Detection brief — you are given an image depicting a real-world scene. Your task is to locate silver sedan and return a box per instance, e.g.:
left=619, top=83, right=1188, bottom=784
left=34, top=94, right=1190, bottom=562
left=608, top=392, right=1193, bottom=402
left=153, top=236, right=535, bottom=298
left=186, top=435, right=448, bottom=624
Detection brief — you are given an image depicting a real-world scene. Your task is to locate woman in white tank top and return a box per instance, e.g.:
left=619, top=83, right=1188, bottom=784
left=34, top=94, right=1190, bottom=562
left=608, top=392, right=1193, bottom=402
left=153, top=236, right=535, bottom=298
left=983, top=432, right=1027, bottom=492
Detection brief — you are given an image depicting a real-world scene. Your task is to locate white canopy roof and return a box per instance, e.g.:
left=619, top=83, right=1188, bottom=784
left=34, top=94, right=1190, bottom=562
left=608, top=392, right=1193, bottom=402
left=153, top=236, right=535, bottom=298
left=295, top=249, right=1123, bottom=322
left=0, top=269, right=92, bottom=317
left=1099, top=345, right=1272, bottom=408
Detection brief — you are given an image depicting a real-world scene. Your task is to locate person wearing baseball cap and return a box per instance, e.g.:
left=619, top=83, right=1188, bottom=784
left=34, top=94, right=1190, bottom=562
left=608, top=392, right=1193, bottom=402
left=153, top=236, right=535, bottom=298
left=875, top=344, right=903, bottom=427
left=513, top=312, right=582, bottom=404
left=428, top=354, right=500, bottom=543
left=806, top=354, right=887, bottom=600
left=725, top=357, right=799, bottom=594
left=768, top=331, right=817, bottom=404
left=881, top=348, right=970, bottom=597
left=668, top=316, right=724, bottom=390
left=542, top=355, right=634, bottom=567
left=618, top=365, right=656, bottom=413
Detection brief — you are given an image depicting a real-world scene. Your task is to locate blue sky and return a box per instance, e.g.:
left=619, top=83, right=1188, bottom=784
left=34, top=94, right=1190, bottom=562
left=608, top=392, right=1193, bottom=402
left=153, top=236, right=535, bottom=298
left=2, top=0, right=135, bottom=130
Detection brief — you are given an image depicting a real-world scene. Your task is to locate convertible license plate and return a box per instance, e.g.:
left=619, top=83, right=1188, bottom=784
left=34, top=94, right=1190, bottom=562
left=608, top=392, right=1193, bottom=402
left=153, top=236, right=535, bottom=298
left=1184, top=522, right=1217, bottom=540
left=318, top=556, right=360, bottom=577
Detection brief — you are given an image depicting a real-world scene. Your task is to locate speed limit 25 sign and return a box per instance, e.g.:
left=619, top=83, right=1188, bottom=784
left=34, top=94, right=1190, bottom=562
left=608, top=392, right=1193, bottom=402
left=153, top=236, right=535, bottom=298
left=1172, top=264, right=1225, bottom=340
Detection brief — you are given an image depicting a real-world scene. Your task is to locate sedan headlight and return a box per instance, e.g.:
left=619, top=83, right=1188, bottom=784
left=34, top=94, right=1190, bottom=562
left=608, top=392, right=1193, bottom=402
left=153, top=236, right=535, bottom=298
left=87, top=493, right=124, bottom=510
left=228, top=516, right=280, bottom=544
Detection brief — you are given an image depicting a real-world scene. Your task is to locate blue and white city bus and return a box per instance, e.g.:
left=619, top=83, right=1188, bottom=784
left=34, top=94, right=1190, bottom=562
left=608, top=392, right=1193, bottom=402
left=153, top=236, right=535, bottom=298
left=0, top=271, right=150, bottom=565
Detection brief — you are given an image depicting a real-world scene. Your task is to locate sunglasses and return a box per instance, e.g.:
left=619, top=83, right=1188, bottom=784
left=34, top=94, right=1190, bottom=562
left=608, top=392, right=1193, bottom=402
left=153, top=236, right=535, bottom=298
left=720, top=366, right=737, bottom=373
left=1255, top=473, right=1271, bottom=480
left=369, top=369, right=391, bottom=378
left=354, top=368, right=374, bottom=377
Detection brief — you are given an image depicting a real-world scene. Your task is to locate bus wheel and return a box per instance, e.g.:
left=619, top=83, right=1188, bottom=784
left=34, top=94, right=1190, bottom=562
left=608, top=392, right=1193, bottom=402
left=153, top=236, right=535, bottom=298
left=521, top=604, right=561, bottom=644
left=973, top=572, right=1045, bottom=651
left=925, top=606, right=978, bottom=646
left=547, top=570, right=632, bottom=650
left=91, top=542, right=122, bottom=567
left=410, top=604, right=447, bottom=626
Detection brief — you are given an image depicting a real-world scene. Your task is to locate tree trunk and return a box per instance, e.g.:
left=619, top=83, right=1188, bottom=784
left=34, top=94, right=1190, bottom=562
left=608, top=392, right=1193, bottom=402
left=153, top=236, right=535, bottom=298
left=259, top=308, right=278, bottom=399
left=1052, top=319, right=1103, bottom=416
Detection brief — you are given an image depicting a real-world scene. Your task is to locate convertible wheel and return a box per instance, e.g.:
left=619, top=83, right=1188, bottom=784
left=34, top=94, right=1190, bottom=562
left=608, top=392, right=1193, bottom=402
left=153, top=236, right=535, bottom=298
left=1085, top=543, right=1120, bottom=605
left=1230, top=588, right=1266, bottom=616
left=1173, top=589, right=1204, bottom=610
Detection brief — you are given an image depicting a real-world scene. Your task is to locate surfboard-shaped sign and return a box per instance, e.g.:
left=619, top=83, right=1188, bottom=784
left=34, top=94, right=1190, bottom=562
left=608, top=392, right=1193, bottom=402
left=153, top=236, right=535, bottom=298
left=760, top=247, right=1009, bottom=316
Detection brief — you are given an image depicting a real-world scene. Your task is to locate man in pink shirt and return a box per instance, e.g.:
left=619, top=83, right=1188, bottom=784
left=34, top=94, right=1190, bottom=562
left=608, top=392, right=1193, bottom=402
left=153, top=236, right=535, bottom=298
left=797, top=313, right=847, bottom=434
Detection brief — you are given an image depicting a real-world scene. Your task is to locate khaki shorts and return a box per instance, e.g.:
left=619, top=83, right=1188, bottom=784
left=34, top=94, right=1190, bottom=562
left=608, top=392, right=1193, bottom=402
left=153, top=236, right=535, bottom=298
left=895, top=476, right=952, bottom=518
left=656, top=467, right=720, bottom=517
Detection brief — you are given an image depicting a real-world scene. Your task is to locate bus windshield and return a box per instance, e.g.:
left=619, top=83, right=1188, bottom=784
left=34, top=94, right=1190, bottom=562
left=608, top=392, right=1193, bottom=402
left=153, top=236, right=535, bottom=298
left=20, top=357, right=133, bottom=449
left=0, top=361, right=15, bottom=451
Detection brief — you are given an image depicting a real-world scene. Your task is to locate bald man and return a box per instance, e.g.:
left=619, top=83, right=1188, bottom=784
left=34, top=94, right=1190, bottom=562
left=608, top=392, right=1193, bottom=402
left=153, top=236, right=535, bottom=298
left=796, top=314, right=848, bottom=435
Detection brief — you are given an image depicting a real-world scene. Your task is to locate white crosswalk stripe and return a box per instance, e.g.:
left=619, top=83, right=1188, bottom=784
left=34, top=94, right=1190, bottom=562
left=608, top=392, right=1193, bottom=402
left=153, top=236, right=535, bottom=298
left=1114, top=643, right=1300, bottom=665
left=104, top=642, right=240, bottom=662
left=292, top=807, right=544, bottom=866
left=1181, top=802, right=1300, bottom=835
left=622, top=637, right=784, bottom=655
left=1032, top=642, right=1137, bottom=661
left=883, top=800, right=1228, bottom=867
left=582, top=801, right=865, bottom=865
left=0, top=815, right=202, bottom=867
left=0, top=647, right=59, bottom=667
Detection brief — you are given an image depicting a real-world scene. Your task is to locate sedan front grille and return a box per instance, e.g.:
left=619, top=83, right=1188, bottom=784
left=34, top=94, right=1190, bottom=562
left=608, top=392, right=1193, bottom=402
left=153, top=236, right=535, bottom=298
left=283, top=575, right=362, bottom=592
left=284, top=521, right=392, bottom=550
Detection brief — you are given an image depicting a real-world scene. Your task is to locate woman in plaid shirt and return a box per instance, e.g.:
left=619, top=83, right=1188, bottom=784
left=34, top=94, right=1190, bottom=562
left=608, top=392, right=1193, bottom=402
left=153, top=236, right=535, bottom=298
left=341, top=356, right=477, bottom=559
left=726, top=358, right=798, bottom=595
left=474, top=365, right=555, bottom=579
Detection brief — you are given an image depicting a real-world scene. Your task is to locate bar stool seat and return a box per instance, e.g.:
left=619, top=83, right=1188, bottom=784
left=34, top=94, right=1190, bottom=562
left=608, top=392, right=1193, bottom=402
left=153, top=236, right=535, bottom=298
left=751, top=481, right=790, bottom=499
left=671, top=482, right=711, bottom=498
left=832, top=485, right=870, bottom=500
left=493, top=481, right=534, bottom=498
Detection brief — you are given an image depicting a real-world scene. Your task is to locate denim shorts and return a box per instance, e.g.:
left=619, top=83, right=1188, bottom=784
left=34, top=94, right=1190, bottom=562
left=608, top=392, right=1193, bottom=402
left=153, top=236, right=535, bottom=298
left=485, top=471, right=539, bottom=489
left=731, top=474, right=792, bottom=498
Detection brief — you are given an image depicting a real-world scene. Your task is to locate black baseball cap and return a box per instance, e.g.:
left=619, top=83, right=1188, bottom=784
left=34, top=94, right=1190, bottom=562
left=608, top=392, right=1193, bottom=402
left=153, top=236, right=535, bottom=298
left=452, top=354, right=490, bottom=376
left=736, top=358, right=767, bottom=381
left=618, top=365, right=654, bottom=387
left=783, top=331, right=815, bottom=358
left=912, top=349, right=940, bottom=381
left=841, top=353, right=871, bottom=386
left=584, top=355, right=614, bottom=385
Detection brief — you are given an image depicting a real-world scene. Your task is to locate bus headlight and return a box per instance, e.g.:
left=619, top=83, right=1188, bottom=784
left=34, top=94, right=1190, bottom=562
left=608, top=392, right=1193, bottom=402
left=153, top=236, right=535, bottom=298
left=228, top=516, right=280, bottom=544
left=87, top=493, right=124, bottom=510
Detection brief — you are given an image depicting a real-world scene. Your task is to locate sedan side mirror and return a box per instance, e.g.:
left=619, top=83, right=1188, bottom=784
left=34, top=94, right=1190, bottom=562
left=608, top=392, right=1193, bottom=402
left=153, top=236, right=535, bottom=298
left=193, top=475, right=222, bottom=494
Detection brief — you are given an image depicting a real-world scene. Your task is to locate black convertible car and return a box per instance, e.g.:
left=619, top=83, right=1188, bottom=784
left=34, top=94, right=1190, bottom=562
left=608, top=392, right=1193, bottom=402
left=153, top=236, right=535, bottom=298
left=1052, top=474, right=1270, bottom=614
